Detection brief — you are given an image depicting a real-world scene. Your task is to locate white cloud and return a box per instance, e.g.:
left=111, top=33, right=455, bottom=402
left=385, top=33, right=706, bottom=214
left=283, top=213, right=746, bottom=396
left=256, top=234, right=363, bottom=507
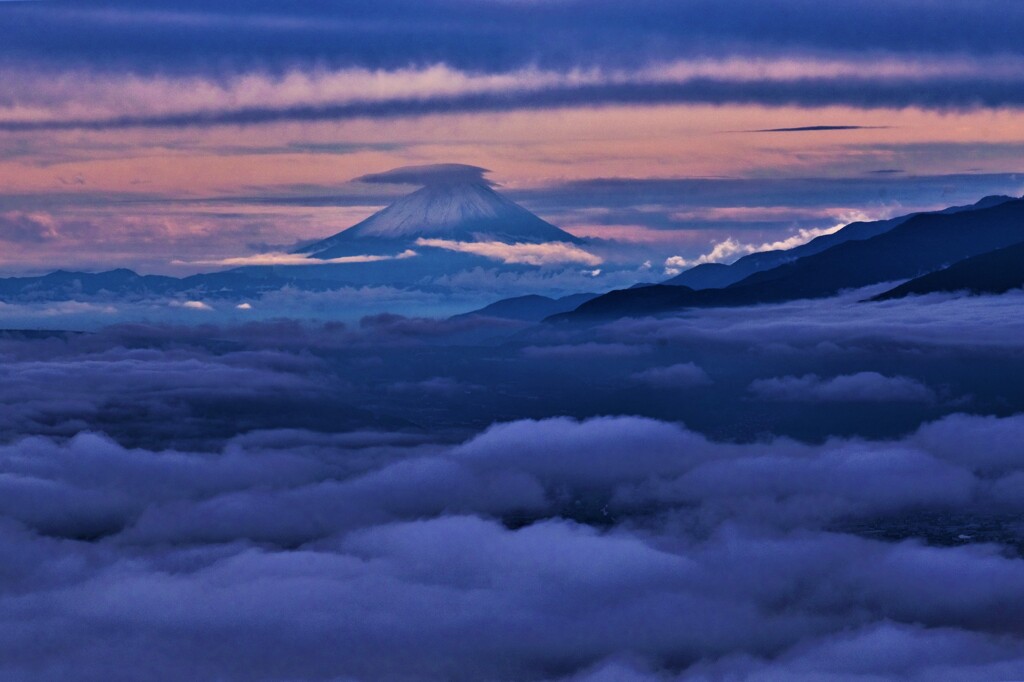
left=604, top=287, right=1024, bottom=352
left=415, top=238, right=603, bottom=266
left=179, top=249, right=418, bottom=267
left=631, top=362, right=711, bottom=388
left=749, top=372, right=937, bottom=403
left=6, top=56, right=1024, bottom=125
left=2, top=412, right=1024, bottom=678
left=173, top=300, right=214, bottom=311
left=663, top=211, right=874, bottom=275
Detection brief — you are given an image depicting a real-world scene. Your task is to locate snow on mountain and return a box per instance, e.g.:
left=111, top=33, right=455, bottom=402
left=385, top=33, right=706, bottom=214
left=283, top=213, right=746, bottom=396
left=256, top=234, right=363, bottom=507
left=298, top=167, right=580, bottom=260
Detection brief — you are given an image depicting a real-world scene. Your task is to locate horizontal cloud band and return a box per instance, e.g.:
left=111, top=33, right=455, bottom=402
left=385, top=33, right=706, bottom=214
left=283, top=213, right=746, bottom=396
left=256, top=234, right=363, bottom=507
left=9, top=71, right=1024, bottom=131
left=179, top=249, right=418, bottom=267
left=415, top=238, right=603, bottom=266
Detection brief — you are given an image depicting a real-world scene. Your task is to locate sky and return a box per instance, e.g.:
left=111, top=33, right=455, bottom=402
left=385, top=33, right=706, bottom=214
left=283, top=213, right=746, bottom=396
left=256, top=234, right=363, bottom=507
left=1, top=0, right=1024, bottom=275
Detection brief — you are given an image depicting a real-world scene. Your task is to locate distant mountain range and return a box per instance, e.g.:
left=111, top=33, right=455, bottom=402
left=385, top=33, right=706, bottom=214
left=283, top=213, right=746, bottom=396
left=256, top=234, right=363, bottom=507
left=3, top=177, right=1023, bottom=314
left=552, top=195, right=1024, bottom=321
left=0, top=267, right=329, bottom=302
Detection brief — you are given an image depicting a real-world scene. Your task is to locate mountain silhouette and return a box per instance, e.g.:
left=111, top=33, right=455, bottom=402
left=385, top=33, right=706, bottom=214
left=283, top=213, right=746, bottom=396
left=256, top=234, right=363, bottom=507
left=665, top=195, right=1013, bottom=289
left=872, top=239, right=1024, bottom=300
left=556, top=196, right=1024, bottom=320
left=452, top=293, right=598, bottom=322
left=0, top=267, right=334, bottom=302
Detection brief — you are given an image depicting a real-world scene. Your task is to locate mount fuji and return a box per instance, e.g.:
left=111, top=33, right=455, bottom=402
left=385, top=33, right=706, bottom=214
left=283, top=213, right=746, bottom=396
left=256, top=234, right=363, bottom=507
left=299, top=165, right=581, bottom=259
left=201, top=162, right=606, bottom=293
left=223, top=163, right=606, bottom=291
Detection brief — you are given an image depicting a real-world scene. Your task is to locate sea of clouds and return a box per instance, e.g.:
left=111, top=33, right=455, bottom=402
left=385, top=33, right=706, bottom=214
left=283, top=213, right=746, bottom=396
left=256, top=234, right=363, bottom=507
left=1, top=288, right=1023, bottom=680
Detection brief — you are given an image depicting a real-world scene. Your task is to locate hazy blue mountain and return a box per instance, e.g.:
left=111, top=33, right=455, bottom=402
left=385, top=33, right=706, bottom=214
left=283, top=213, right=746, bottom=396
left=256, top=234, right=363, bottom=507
left=0, top=268, right=332, bottom=303
left=0, top=269, right=192, bottom=302
left=0, top=269, right=176, bottom=300
left=873, top=239, right=1024, bottom=300
left=557, top=196, right=1024, bottom=320
left=665, top=195, right=1014, bottom=289
left=452, top=292, right=598, bottom=321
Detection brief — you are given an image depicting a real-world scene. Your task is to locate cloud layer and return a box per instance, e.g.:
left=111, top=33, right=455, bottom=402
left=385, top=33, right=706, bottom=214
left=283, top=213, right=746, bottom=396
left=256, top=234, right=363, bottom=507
left=1, top=412, right=1023, bottom=680
left=416, top=238, right=604, bottom=266
left=0, top=288, right=1022, bottom=678
left=9, top=56, right=1024, bottom=132
left=6, top=2, right=1024, bottom=130
left=750, top=372, right=937, bottom=403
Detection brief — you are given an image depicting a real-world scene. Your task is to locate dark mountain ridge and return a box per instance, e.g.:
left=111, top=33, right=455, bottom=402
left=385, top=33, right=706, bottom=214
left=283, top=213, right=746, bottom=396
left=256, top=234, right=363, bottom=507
left=664, top=195, right=1013, bottom=289
left=557, top=196, right=1024, bottom=321
left=872, top=239, right=1024, bottom=300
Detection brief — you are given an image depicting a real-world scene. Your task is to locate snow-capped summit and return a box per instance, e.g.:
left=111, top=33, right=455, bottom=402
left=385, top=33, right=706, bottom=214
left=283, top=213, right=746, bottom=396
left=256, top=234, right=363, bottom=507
left=298, top=164, right=580, bottom=259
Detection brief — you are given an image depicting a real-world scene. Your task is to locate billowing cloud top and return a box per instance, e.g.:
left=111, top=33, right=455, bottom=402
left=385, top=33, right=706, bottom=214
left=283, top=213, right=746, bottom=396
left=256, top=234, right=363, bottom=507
left=2, top=291, right=1024, bottom=679
left=354, top=164, right=493, bottom=187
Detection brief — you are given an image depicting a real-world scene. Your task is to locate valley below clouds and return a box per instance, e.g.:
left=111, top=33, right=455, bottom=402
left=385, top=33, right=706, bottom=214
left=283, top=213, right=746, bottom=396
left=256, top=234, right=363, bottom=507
left=2, top=289, right=1024, bottom=680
